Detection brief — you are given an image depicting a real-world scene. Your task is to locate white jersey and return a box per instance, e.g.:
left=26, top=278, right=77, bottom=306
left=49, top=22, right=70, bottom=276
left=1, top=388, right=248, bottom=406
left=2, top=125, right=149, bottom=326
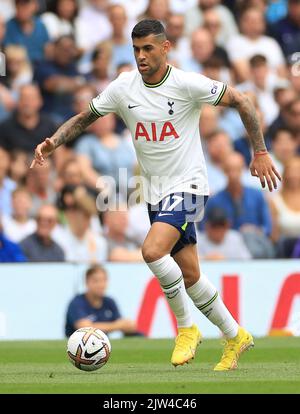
left=90, top=65, right=227, bottom=204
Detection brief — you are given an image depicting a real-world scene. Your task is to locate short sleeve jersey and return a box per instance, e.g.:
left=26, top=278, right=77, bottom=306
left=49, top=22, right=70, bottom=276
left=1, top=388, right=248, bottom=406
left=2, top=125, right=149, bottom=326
left=90, top=65, right=227, bottom=204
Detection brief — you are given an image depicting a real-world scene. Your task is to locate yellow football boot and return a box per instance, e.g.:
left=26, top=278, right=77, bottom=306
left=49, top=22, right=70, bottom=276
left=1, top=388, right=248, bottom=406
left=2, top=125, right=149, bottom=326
left=171, top=324, right=202, bottom=367
left=214, top=327, right=254, bottom=371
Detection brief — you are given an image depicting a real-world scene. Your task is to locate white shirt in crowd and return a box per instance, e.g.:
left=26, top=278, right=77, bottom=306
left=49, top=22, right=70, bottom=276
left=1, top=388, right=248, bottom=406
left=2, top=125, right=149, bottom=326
left=226, top=35, right=285, bottom=72
left=126, top=202, right=150, bottom=246
left=76, top=3, right=112, bottom=51
left=271, top=193, right=300, bottom=238
left=41, top=12, right=79, bottom=41
left=185, top=3, right=238, bottom=46
left=2, top=215, right=36, bottom=243
left=0, top=0, right=15, bottom=20
left=53, top=225, right=107, bottom=263
left=197, top=229, right=252, bottom=260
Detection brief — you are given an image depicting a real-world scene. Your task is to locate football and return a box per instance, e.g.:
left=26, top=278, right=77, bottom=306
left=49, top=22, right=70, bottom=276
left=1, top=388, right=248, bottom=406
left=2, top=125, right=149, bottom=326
left=67, top=327, right=111, bottom=371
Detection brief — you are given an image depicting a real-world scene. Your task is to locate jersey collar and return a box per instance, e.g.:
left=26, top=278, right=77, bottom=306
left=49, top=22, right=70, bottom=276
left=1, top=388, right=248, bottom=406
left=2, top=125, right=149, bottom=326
left=143, top=65, right=172, bottom=88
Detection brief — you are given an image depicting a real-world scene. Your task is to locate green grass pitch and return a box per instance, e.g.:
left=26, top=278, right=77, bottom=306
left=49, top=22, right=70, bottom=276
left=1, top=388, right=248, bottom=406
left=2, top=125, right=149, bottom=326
left=0, top=337, right=299, bottom=394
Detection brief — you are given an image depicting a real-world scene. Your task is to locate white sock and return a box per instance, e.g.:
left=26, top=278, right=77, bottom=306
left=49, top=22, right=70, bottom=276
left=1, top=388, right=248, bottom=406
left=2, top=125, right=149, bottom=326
left=186, top=274, right=239, bottom=339
left=146, top=254, right=193, bottom=328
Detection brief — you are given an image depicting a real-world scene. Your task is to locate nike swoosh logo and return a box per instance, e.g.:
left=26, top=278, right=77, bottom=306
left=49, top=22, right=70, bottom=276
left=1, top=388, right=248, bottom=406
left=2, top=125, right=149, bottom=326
left=128, top=104, right=140, bottom=109
left=84, top=345, right=104, bottom=358
left=158, top=213, right=173, bottom=216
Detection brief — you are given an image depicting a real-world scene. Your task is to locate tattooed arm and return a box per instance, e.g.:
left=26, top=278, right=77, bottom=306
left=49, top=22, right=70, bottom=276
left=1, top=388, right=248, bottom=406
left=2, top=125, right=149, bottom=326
left=30, top=110, right=99, bottom=168
left=219, top=86, right=267, bottom=152
left=218, top=86, right=281, bottom=191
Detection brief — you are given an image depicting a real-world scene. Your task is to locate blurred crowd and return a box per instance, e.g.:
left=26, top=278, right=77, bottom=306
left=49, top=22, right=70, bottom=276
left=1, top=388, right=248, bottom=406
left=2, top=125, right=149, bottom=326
left=0, top=0, right=300, bottom=263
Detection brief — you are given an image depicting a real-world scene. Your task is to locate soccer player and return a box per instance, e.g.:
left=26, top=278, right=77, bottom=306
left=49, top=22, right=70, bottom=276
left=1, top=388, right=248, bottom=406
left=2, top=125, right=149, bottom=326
left=31, top=20, right=281, bottom=370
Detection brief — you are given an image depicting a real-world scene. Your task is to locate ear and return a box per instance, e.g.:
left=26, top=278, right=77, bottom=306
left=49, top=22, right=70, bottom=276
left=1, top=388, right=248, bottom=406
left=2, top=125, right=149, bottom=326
left=162, top=40, right=171, bottom=54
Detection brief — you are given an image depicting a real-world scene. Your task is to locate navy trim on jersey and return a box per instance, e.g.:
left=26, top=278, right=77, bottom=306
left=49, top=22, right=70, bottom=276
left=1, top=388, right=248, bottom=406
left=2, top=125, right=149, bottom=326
left=89, top=100, right=104, bottom=117
left=143, top=65, right=172, bottom=88
left=213, top=83, right=227, bottom=106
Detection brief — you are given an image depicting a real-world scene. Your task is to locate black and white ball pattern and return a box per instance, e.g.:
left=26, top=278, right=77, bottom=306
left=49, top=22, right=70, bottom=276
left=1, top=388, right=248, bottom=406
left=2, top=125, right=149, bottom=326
left=67, top=327, right=111, bottom=371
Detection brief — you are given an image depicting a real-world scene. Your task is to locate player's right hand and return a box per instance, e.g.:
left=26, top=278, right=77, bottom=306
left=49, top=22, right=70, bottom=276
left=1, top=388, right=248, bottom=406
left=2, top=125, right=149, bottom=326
left=30, top=138, right=55, bottom=168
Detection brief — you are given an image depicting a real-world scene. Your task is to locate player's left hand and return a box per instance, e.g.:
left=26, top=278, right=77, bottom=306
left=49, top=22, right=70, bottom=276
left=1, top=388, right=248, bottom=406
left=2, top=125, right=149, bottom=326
left=249, top=152, right=281, bottom=192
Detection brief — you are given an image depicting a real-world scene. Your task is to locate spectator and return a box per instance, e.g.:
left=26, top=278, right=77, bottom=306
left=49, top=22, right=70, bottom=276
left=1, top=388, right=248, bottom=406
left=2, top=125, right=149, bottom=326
left=114, top=62, right=133, bottom=135
left=226, top=7, right=286, bottom=82
left=270, top=128, right=298, bottom=178
left=217, top=101, right=248, bottom=142
left=34, top=35, right=84, bottom=122
left=182, top=28, right=230, bottom=73
left=54, top=185, right=107, bottom=263
left=75, top=113, right=136, bottom=194
left=8, top=149, right=28, bottom=186
left=2, top=187, right=36, bottom=242
left=285, top=98, right=300, bottom=143
left=269, top=157, right=300, bottom=256
left=204, top=130, right=234, bottom=194
left=202, top=7, right=229, bottom=48
left=169, top=0, right=199, bottom=14
left=2, top=45, right=33, bottom=95
left=56, top=158, right=100, bottom=209
left=20, top=203, right=65, bottom=261
left=76, top=0, right=112, bottom=52
left=56, top=157, right=85, bottom=190
left=197, top=207, right=252, bottom=260
left=274, top=83, right=297, bottom=110
left=0, top=1, right=15, bottom=21
left=0, top=84, right=57, bottom=154
left=64, top=84, right=98, bottom=149
left=56, top=180, right=101, bottom=232
left=199, top=104, right=219, bottom=141
left=202, top=55, right=232, bottom=86
left=86, top=46, right=111, bottom=94
left=141, top=0, right=170, bottom=26
left=165, top=13, right=191, bottom=68
left=292, top=236, right=300, bottom=258
left=239, top=54, right=281, bottom=127
left=237, top=0, right=268, bottom=13
left=103, top=4, right=135, bottom=76
left=269, top=98, right=300, bottom=146
left=113, top=0, right=148, bottom=22
left=0, top=15, right=16, bottom=120
left=269, top=0, right=300, bottom=60
left=126, top=202, right=150, bottom=246
left=41, top=0, right=79, bottom=41
left=204, top=152, right=274, bottom=258
left=102, top=206, right=143, bottom=262
left=0, top=215, right=27, bottom=262
left=288, top=62, right=300, bottom=95
left=267, top=85, right=298, bottom=139
left=65, top=264, right=138, bottom=337
left=0, top=13, right=6, bottom=51
left=185, top=0, right=238, bottom=40
left=115, top=61, right=134, bottom=76
left=72, top=83, right=97, bottom=115
left=26, top=159, right=57, bottom=215
left=265, top=0, right=288, bottom=24
left=4, top=0, right=50, bottom=63
left=0, top=146, right=16, bottom=216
